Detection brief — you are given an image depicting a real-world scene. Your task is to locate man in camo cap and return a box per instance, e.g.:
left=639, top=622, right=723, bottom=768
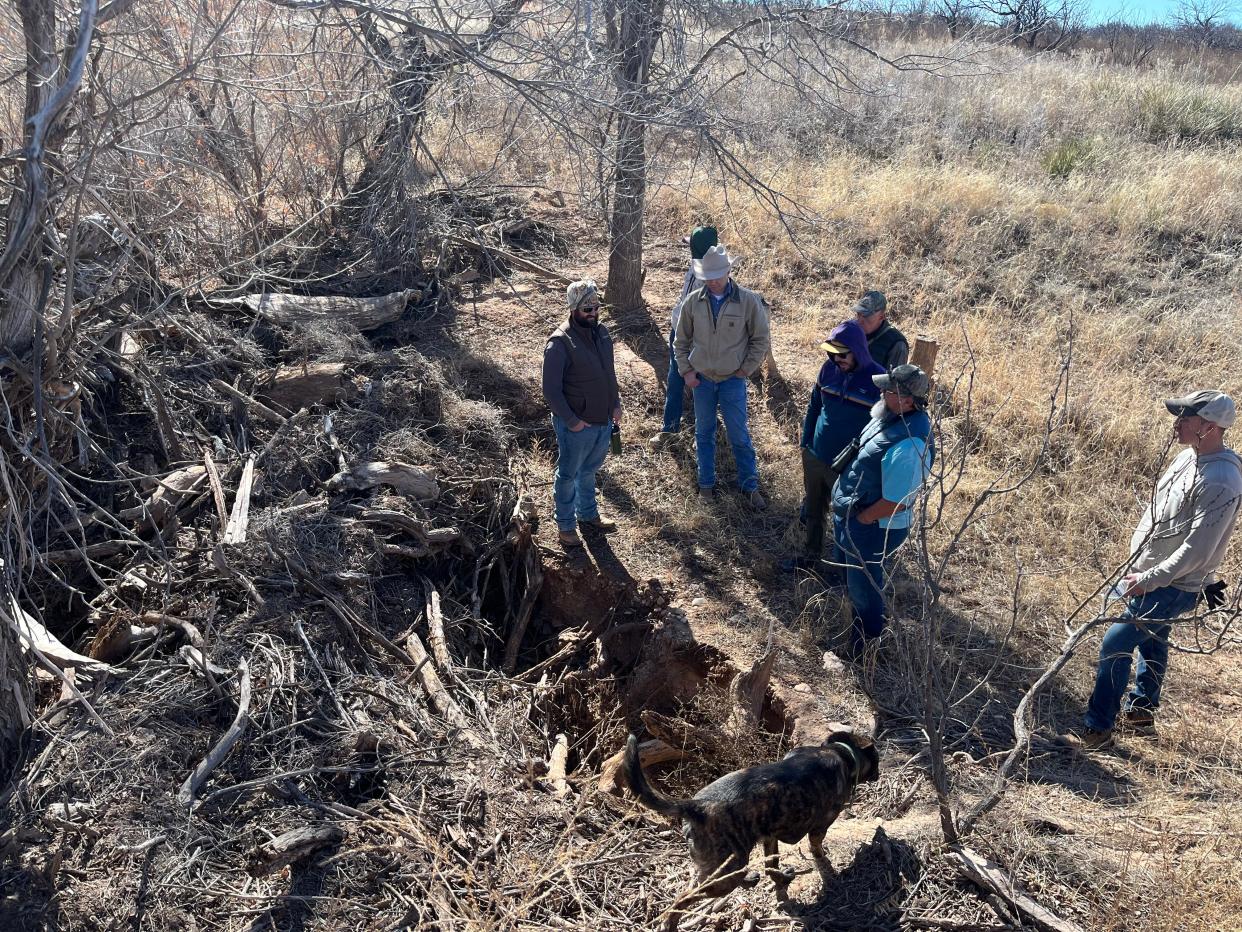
left=831, top=364, right=934, bottom=658
left=542, top=279, right=623, bottom=549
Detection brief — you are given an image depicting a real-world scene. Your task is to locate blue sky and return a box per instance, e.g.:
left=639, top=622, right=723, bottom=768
left=1083, top=0, right=1238, bottom=25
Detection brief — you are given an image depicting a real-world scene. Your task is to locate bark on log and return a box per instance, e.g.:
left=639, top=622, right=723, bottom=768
left=330, top=461, right=439, bottom=501
left=223, top=456, right=255, bottom=545
left=423, top=582, right=451, bottom=672
left=547, top=733, right=571, bottom=797
left=727, top=650, right=776, bottom=737
left=258, top=363, right=352, bottom=412
left=948, top=846, right=1086, bottom=932
left=597, top=739, right=688, bottom=795
left=219, top=289, right=420, bottom=331
left=246, top=825, right=343, bottom=877
left=177, top=659, right=251, bottom=809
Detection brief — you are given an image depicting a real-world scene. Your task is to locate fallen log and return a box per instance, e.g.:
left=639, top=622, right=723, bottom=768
left=214, top=288, right=420, bottom=332
left=330, top=461, right=439, bottom=501
left=403, top=632, right=482, bottom=748
left=423, top=582, right=451, bottom=672
left=246, top=825, right=343, bottom=877
left=948, top=846, right=1085, bottom=932
left=598, top=739, right=688, bottom=795
left=258, top=362, right=352, bottom=412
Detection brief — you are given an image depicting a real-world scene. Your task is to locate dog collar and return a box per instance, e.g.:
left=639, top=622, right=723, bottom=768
left=828, top=741, right=862, bottom=780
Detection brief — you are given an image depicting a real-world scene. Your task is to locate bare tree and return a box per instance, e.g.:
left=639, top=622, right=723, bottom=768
left=979, top=0, right=1085, bottom=50
left=935, top=0, right=976, bottom=39
left=1098, top=15, right=1161, bottom=67
left=1174, top=0, right=1238, bottom=51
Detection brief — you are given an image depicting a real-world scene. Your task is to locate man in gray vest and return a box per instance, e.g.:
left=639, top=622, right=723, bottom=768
left=542, top=280, right=622, bottom=549
left=1068, top=390, right=1241, bottom=749
left=853, top=291, right=909, bottom=373
left=831, top=364, right=934, bottom=657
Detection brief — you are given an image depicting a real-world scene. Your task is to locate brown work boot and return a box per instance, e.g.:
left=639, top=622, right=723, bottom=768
left=557, top=529, right=583, bottom=550
left=580, top=515, right=617, bottom=533
left=747, top=489, right=767, bottom=511
left=698, top=486, right=714, bottom=502
left=1120, top=707, right=1156, bottom=735
left=1059, top=725, right=1114, bottom=750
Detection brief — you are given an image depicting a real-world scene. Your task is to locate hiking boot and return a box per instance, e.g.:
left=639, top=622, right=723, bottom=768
left=747, top=489, right=767, bottom=511
left=648, top=431, right=678, bottom=451
left=1120, top=707, right=1156, bottom=735
left=1060, top=725, right=1114, bottom=750
left=698, top=486, right=714, bottom=502
left=580, top=515, right=617, bottom=533
left=557, top=529, right=584, bottom=550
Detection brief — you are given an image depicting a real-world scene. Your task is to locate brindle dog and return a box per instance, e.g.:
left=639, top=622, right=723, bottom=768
left=624, top=730, right=880, bottom=928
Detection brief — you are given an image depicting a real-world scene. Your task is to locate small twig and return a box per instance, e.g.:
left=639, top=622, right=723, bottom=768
left=177, top=658, right=252, bottom=809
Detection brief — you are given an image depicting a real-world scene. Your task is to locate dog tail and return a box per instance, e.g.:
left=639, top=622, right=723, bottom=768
left=624, top=734, right=690, bottom=819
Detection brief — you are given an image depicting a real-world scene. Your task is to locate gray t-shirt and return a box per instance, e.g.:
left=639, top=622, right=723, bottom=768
left=1130, top=446, right=1242, bottom=592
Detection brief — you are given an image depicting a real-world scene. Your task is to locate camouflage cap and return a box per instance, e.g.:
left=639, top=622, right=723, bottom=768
left=874, top=363, right=930, bottom=402
left=852, top=290, right=887, bottom=317
left=566, top=278, right=600, bottom=310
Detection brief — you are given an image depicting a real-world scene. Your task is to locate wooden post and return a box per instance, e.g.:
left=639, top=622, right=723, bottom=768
left=910, top=336, right=939, bottom=377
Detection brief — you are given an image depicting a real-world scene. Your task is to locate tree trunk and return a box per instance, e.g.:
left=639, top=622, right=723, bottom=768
left=0, top=0, right=58, bottom=357
left=605, top=0, right=665, bottom=314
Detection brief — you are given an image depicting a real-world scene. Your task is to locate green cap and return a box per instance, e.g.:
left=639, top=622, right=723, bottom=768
left=687, top=226, right=718, bottom=260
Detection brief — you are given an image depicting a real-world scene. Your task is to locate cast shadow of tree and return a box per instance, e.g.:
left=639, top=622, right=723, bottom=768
left=844, top=586, right=1140, bottom=808
left=778, top=825, right=920, bottom=931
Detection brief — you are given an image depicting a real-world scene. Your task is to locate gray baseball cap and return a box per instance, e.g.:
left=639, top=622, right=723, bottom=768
left=1164, top=390, right=1235, bottom=429
left=852, top=290, right=887, bottom=317
left=874, top=364, right=930, bottom=402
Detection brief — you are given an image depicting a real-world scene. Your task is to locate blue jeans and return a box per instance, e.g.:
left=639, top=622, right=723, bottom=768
left=692, top=375, right=758, bottom=492
left=833, top=513, right=908, bottom=650
left=661, top=330, right=686, bottom=433
left=1085, top=586, right=1198, bottom=731
left=552, top=415, right=611, bottom=532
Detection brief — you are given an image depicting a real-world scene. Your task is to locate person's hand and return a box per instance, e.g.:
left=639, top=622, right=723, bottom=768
left=568, top=420, right=587, bottom=433
left=611, top=406, right=623, bottom=426
left=1121, top=573, right=1146, bottom=597
left=733, top=369, right=747, bottom=379
left=684, top=370, right=700, bottom=388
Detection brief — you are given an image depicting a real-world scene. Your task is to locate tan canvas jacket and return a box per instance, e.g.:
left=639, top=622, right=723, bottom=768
left=673, top=282, right=771, bottom=382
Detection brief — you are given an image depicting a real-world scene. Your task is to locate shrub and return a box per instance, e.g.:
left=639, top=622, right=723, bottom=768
left=1042, top=137, right=1101, bottom=179
left=1135, top=83, right=1242, bottom=144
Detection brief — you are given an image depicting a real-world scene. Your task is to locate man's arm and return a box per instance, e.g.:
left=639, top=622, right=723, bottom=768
left=673, top=297, right=695, bottom=375
left=738, top=296, right=772, bottom=376
left=801, top=380, right=823, bottom=449
left=1133, top=482, right=1241, bottom=591
left=886, top=338, right=910, bottom=371
left=541, top=340, right=582, bottom=427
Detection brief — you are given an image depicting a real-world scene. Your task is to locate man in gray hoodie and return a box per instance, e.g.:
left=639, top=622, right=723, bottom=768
left=1074, top=390, right=1242, bottom=748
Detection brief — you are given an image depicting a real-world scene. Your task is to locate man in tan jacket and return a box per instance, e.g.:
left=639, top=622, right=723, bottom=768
left=673, top=244, right=771, bottom=508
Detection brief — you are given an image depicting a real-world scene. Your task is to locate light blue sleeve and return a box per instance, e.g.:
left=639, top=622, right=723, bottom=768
left=879, top=438, right=930, bottom=530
